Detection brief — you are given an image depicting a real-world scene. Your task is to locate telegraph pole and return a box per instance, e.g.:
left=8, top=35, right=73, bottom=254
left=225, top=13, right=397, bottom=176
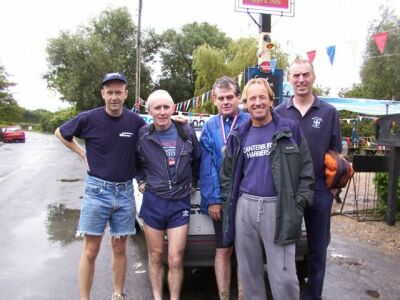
left=135, top=0, right=142, bottom=111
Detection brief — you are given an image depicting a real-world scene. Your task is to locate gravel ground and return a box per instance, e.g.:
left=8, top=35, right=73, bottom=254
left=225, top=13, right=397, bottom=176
left=330, top=207, right=400, bottom=255
left=328, top=172, right=400, bottom=256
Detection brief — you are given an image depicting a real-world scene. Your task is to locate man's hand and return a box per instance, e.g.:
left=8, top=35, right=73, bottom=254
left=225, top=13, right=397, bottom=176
left=171, top=114, right=188, bottom=124
left=139, top=182, right=146, bottom=193
left=208, top=204, right=223, bottom=221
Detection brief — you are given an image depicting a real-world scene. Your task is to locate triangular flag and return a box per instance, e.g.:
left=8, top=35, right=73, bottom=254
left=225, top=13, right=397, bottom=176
left=372, top=31, right=388, bottom=55
left=326, top=45, right=336, bottom=65
left=270, top=59, right=278, bottom=75
left=306, top=50, right=316, bottom=63
left=238, top=72, right=243, bottom=87
left=346, top=119, right=351, bottom=124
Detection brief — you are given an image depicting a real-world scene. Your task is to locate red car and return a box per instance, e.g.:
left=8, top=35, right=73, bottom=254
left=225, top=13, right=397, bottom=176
left=2, top=126, right=25, bottom=143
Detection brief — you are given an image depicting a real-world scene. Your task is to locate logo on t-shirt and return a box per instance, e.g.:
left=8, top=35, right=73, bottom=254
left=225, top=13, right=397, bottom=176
left=311, top=117, right=322, bottom=128
left=243, top=142, right=273, bottom=158
left=119, top=132, right=133, bottom=137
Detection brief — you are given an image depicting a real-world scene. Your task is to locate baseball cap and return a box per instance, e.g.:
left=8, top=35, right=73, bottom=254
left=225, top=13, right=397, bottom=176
left=102, top=72, right=127, bottom=85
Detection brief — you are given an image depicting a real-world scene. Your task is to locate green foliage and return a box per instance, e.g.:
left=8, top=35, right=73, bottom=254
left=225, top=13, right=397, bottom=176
left=192, top=38, right=258, bottom=95
left=40, top=107, right=77, bottom=133
left=0, top=64, right=24, bottom=122
left=313, top=84, right=330, bottom=96
left=44, top=7, right=154, bottom=112
left=156, top=22, right=232, bottom=102
left=339, top=110, right=376, bottom=138
left=23, top=109, right=53, bottom=124
left=373, top=173, right=400, bottom=220
left=192, top=37, right=289, bottom=97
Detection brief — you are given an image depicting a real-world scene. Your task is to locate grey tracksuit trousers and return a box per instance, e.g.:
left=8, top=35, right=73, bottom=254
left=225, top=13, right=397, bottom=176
left=235, top=193, right=299, bottom=300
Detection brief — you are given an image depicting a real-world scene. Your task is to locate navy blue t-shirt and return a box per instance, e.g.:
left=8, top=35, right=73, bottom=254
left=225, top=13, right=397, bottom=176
left=275, top=96, right=342, bottom=184
left=59, top=107, right=146, bottom=182
left=239, top=122, right=278, bottom=197
left=156, top=124, right=178, bottom=179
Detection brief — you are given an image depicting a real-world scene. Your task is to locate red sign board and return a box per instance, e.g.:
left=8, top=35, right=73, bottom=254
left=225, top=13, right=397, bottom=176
left=235, top=0, right=294, bottom=16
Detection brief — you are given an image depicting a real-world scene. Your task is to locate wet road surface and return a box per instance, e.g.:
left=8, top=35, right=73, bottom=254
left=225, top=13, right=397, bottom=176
left=0, top=131, right=399, bottom=299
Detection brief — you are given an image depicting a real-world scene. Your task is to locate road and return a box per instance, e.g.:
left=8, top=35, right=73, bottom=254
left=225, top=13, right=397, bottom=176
left=0, top=131, right=399, bottom=299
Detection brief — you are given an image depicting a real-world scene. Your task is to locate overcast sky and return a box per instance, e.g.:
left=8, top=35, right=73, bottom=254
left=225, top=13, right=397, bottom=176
left=0, top=0, right=398, bottom=112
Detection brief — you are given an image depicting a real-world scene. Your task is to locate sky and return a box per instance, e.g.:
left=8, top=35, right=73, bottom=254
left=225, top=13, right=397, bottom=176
left=0, top=0, right=399, bottom=112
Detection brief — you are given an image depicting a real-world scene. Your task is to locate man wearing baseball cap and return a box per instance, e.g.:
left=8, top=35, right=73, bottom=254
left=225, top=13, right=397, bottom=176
left=55, top=72, right=145, bottom=300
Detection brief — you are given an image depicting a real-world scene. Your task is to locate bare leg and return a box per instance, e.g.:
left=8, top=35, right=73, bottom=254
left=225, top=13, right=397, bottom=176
left=214, top=246, right=233, bottom=300
left=167, top=224, right=189, bottom=300
left=79, top=235, right=102, bottom=300
left=144, top=224, right=165, bottom=300
left=111, top=236, right=128, bottom=295
left=237, top=267, right=244, bottom=300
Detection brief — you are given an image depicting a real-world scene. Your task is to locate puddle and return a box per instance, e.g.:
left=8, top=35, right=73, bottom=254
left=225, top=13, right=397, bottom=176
left=58, top=177, right=83, bottom=182
left=366, top=290, right=380, bottom=298
left=0, top=211, right=64, bottom=277
left=329, top=251, right=363, bottom=266
left=45, top=203, right=81, bottom=247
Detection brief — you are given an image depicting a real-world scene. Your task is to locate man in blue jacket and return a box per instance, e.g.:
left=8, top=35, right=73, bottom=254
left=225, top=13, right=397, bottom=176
left=200, top=76, right=249, bottom=300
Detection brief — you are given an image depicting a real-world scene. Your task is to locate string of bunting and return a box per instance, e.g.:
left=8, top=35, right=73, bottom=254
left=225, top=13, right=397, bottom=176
left=341, top=116, right=378, bottom=124
left=306, top=30, right=397, bottom=65
left=171, top=72, right=244, bottom=113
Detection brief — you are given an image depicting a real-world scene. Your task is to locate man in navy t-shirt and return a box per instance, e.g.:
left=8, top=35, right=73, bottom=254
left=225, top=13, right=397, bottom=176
left=275, top=58, right=342, bottom=300
left=55, top=72, right=145, bottom=300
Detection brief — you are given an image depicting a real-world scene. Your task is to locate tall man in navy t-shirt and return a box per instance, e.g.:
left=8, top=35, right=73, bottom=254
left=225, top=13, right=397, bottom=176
left=275, top=58, right=342, bottom=300
left=55, top=72, right=146, bottom=300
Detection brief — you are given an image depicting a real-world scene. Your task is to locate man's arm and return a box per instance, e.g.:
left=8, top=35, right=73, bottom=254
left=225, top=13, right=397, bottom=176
left=200, top=124, right=224, bottom=220
left=55, top=127, right=88, bottom=167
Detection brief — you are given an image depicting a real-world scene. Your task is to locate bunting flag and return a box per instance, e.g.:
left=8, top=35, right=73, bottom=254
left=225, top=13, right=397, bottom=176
left=372, top=31, right=388, bottom=55
left=306, top=50, right=316, bottom=63
left=238, top=72, right=243, bottom=87
left=270, top=59, right=278, bottom=75
left=326, top=45, right=336, bottom=65
left=195, top=97, right=199, bottom=108
left=201, top=94, right=205, bottom=105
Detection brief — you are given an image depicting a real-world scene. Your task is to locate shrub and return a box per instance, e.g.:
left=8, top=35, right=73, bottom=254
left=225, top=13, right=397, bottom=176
left=373, top=173, right=400, bottom=220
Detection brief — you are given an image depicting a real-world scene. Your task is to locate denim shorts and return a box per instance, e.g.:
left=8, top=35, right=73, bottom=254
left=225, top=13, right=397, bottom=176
left=76, top=174, right=136, bottom=237
left=139, top=191, right=190, bottom=230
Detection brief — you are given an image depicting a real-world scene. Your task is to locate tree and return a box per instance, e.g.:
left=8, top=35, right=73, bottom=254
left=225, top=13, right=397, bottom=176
left=192, top=38, right=258, bottom=95
left=156, top=22, right=232, bottom=103
left=0, top=64, right=23, bottom=122
left=44, top=7, right=155, bottom=112
left=341, top=7, right=400, bottom=100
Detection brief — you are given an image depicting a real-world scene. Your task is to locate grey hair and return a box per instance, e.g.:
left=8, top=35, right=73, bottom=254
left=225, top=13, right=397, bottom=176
left=146, top=89, right=174, bottom=111
left=212, top=76, right=241, bottom=97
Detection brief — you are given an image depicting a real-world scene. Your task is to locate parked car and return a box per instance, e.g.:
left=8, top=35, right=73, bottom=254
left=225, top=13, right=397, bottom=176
left=2, top=126, right=25, bottom=143
left=134, top=127, right=309, bottom=279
